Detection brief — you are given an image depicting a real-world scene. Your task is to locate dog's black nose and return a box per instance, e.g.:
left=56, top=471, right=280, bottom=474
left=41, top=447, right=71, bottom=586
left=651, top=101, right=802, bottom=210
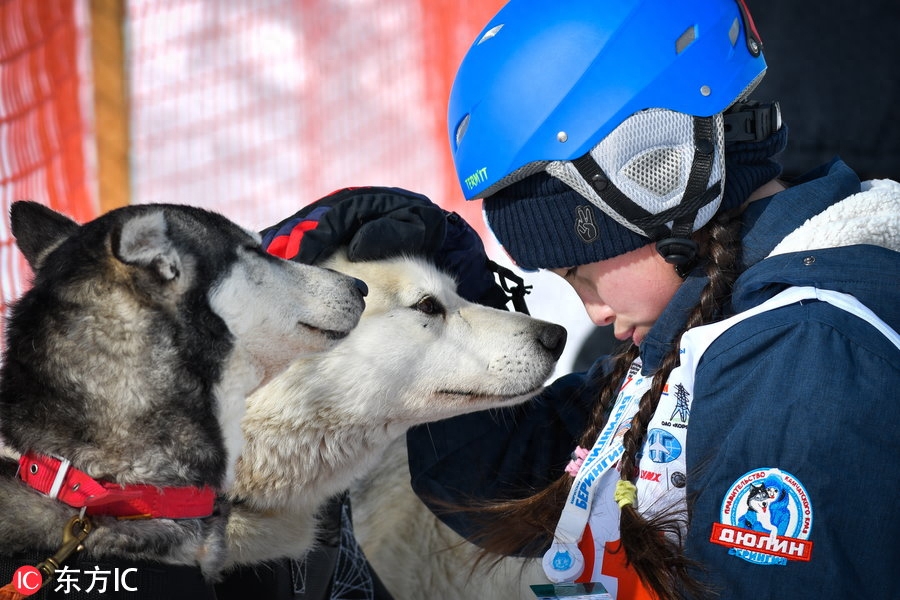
left=353, top=277, right=368, bottom=297
left=540, top=323, right=567, bottom=361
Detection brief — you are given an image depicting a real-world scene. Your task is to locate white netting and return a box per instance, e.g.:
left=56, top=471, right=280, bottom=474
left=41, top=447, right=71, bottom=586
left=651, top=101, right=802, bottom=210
left=549, top=109, right=726, bottom=236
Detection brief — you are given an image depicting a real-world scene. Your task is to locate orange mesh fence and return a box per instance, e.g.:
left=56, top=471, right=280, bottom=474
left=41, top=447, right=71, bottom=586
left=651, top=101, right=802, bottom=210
left=127, top=0, right=506, bottom=235
left=1, top=0, right=507, bottom=357
left=0, top=0, right=96, bottom=357
left=1, top=0, right=589, bottom=388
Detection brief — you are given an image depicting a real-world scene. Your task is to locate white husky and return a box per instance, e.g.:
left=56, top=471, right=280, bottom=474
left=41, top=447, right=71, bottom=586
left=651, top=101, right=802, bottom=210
left=351, top=438, right=545, bottom=599
left=225, top=252, right=566, bottom=567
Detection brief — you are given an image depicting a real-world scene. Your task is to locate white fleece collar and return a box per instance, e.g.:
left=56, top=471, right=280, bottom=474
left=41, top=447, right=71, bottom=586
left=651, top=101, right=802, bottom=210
left=768, top=179, right=900, bottom=258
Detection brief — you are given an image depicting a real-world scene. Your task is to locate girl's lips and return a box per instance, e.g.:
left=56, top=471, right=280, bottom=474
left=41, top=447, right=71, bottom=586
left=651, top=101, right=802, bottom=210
left=614, top=326, right=634, bottom=342
left=615, top=325, right=644, bottom=346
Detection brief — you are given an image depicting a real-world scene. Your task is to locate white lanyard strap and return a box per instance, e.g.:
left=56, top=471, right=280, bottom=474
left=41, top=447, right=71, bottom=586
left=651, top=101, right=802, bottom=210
left=542, top=363, right=650, bottom=582
left=554, top=391, right=637, bottom=544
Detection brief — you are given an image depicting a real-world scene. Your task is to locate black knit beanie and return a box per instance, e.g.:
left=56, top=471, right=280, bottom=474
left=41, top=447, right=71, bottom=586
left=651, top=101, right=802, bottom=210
left=484, top=124, right=788, bottom=271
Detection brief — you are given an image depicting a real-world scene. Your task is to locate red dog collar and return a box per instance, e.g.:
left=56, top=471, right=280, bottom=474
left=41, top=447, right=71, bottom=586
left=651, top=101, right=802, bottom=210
left=18, top=452, right=216, bottom=519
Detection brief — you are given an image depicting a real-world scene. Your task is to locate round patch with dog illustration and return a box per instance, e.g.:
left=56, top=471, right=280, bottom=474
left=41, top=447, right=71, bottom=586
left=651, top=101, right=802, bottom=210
left=709, top=467, right=813, bottom=566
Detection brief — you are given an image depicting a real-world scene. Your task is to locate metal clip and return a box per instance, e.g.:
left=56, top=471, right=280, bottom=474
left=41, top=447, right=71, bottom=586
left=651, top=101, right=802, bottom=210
left=36, top=515, right=93, bottom=583
left=487, top=259, right=533, bottom=315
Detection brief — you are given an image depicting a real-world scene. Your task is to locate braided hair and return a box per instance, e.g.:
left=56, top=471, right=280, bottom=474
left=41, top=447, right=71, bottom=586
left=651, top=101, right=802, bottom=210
left=468, top=209, right=743, bottom=599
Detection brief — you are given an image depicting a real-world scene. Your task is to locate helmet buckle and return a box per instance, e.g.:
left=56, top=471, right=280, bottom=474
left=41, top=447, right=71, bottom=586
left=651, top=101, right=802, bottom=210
left=656, top=237, right=699, bottom=278
left=723, top=101, right=781, bottom=143
left=656, top=237, right=698, bottom=265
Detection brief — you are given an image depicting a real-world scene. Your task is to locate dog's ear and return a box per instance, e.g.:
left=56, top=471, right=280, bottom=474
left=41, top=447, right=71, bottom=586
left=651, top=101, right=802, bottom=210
left=112, top=210, right=182, bottom=282
left=9, top=200, right=81, bottom=271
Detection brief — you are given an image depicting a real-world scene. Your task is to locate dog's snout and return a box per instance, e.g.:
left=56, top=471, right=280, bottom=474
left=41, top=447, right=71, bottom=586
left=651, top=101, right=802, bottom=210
left=353, top=277, right=368, bottom=297
left=539, top=324, right=567, bottom=361
left=323, top=266, right=368, bottom=297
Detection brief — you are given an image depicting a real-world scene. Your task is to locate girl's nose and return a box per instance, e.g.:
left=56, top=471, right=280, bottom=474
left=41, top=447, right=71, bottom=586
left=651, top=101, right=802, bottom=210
left=586, top=303, right=615, bottom=327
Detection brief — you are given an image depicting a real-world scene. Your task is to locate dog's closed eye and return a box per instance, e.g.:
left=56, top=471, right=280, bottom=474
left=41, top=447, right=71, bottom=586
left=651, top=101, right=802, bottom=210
left=413, top=295, right=444, bottom=316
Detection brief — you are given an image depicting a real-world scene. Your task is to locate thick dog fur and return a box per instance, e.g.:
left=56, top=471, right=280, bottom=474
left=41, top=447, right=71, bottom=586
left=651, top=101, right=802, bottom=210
left=351, top=437, right=543, bottom=599
left=0, top=202, right=365, bottom=578
left=225, top=253, right=566, bottom=568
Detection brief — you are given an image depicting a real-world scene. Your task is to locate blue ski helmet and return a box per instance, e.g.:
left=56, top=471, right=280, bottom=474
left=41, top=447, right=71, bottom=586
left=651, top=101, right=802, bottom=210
left=449, top=0, right=766, bottom=201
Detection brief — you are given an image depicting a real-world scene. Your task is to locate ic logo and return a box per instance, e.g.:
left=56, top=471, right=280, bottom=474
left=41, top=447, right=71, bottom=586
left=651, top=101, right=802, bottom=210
left=13, top=565, right=42, bottom=596
left=574, top=205, right=598, bottom=243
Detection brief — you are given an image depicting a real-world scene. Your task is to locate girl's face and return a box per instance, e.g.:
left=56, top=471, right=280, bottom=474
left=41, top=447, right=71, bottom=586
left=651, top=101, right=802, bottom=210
left=549, top=242, right=682, bottom=346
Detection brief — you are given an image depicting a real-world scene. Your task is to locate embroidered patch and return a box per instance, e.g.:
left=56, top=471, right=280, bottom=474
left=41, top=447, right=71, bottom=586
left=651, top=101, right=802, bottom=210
left=709, top=467, right=813, bottom=565
left=574, top=205, right=598, bottom=243
left=646, top=428, right=682, bottom=463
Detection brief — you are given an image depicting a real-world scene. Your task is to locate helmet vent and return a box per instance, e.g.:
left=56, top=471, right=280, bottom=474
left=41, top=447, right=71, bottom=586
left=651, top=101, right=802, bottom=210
left=454, top=114, right=470, bottom=149
left=675, top=25, right=697, bottom=54
left=478, top=24, right=504, bottom=45
left=729, top=17, right=740, bottom=46
left=622, top=148, right=683, bottom=197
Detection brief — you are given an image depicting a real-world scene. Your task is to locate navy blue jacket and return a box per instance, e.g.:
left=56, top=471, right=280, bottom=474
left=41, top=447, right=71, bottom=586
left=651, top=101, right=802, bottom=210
left=406, top=159, right=900, bottom=598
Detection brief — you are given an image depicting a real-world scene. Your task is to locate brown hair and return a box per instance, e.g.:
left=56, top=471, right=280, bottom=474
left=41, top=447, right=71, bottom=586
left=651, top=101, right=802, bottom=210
left=466, top=210, right=743, bottom=599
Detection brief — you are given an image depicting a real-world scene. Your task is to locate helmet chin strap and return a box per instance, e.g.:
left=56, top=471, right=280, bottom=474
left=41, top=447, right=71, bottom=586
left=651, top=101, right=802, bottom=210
left=571, top=115, right=719, bottom=272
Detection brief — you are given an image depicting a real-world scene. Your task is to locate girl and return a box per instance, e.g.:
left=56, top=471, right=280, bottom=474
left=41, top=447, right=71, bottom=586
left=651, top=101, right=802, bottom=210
left=406, top=0, right=900, bottom=598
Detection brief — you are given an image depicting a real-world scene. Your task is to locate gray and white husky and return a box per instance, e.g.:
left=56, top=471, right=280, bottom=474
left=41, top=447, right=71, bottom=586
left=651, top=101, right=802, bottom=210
left=0, top=201, right=366, bottom=580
